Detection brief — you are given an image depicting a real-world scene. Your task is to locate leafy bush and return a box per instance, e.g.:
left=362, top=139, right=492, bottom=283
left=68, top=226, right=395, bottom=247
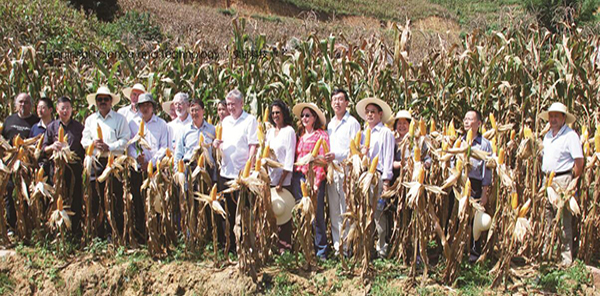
left=525, top=0, right=600, bottom=31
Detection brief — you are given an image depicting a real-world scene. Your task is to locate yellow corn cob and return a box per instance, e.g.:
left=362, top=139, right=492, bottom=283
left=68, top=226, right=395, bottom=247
left=198, top=133, right=204, bottom=146
left=595, top=129, right=600, bottom=154
left=86, top=142, right=95, bottom=156
left=139, top=119, right=145, bottom=137
left=442, top=141, right=448, bottom=154
left=364, top=128, right=371, bottom=149
left=417, top=167, right=425, bottom=183
left=581, top=125, right=588, bottom=141
left=354, top=131, right=362, bottom=148
left=210, top=184, right=218, bottom=201
left=350, top=140, right=360, bottom=156
left=147, top=160, right=154, bottom=177
left=178, top=159, right=185, bottom=173
left=17, top=147, right=25, bottom=161
left=107, top=153, right=114, bottom=167
left=510, top=130, right=516, bottom=141
left=64, top=134, right=69, bottom=143
left=97, top=123, right=103, bottom=140
left=311, top=138, right=322, bottom=157
left=498, top=148, right=505, bottom=165
left=453, top=137, right=462, bottom=148
left=547, top=171, right=555, bottom=187
left=414, top=146, right=421, bottom=162
left=263, top=107, right=270, bottom=123
left=584, top=141, right=590, bottom=156
left=409, top=121, right=415, bottom=138
left=523, top=127, right=532, bottom=139
left=489, top=114, right=497, bottom=130
left=448, top=120, right=456, bottom=137
left=58, top=125, right=65, bottom=143
left=36, top=134, right=45, bottom=150
left=262, top=145, right=270, bottom=158
left=0, top=123, right=3, bottom=133
left=463, top=178, right=471, bottom=198
left=57, top=196, right=64, bottom=211
left=456, top=159, right=463, bottom=172
left=518, top=199, right=531, bottom=217
left=36, top=167, right=45, bottom=183
left=165, top=148, right=172, bottom=158
left=257, top=124, right=264, bottom=143
left=429, top=118, right=436, bottom=133
left=419, top=119, right=426, bottom=137
left=322, top=140, right=329, bottom=154
left=255, top=157, right=262, bottom=172
left=511, top=192, right=518, bottom=210
left=13, top=134, right=23, bottom=147
left=198, top=154, right=205, bottom=167
left=242, top=159, right=252, bottom=178
left=207, top=116, right=213, bottom=125
left=156, top=157, right=162, bottom=172
left=301, top=181, right=309, bottom=197
left=466, top=129, right=473, bottom=144
left=216, top=125, right=222, bottom=140
left=369, top=155, right=379, bottom=174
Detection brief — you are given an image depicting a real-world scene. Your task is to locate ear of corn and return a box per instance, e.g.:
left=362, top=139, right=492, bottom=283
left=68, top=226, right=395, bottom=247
left=518, top=199, right=531, bottom=217
left=463, top=178, right=471, bottom=198
left=466, top=129, right=473, bottom=144
left=523, top=126, right=532, bottom=139
left=210, top=184, right=218, bottom=201
left=498, top=148, right=505, bottom=165
left=511, top=192, right=518, bottom=210
left=107, top=153, right=114, bottom=167
left=216, top=125, right=222, bottom=140
left=147, top=160, right=154, bottom=177
left=139, top=119, right=145, bottom=137
left=57, top=196, right=64, bottom=211
left=447, top=120, right=456, bottom=137
left=262, top=145, right=270, bottom=158
left=13, top=134, right=23, bottom=147
left=242, top=159, right=252, bottom=178
left=322, top=140, right=329, bottom=154
left=178, top=159, right=185, bottom=173
left=369, top=155, right=379, bottom=174
left=417, top=167, right=425, bottom=183
left=409, top=120, right=415, bottom=137
left=257, top=124, right=264, bottom=143
left=198, top=154, right=205, bottom=167
left=364, top=127, right=371, bottom=149
left=481, top=126, right=487, bottom=136
left=36, top=134, right=45, bottom=150
left=254, top=156, right=262, bottom=172
left=419, top=119, right=426, bottom=137
left=354, top=131, right=362, bottom=148
left=58, top=125, right=65, bottom=142
left=311, top=138, right=322, bottom=157
left=429, top=118, right=436, bottom=133
left=301, top=180, right=309, bottom=197
left=86, top=142, right=95, bottom=156
left=198, top=133, right=205, bottom=146
left=414, top=146, right=421, bottom=162
left=350, top=140, right=360, bottom=156
left=456, top=159, right=463, bottom=172
left=489, top=114, right=497, bottom=130
left=490, top=137, right=497, bottom=154
left=547, top=171, right=555, bottom=187
left=165, top=148, right=172, bottom=158
left=36, top=167, right=44, bottom=182
left=263, top=107, right=269, bottom=123
left=453, top=137, right=462, bottom=148
left=510, top=130, right=516, bottom=141
left=97, top=123, right=103, bottom=140
left=595, top=128, right=600, bottom=153
left=17, top=147, right=25, bottom=160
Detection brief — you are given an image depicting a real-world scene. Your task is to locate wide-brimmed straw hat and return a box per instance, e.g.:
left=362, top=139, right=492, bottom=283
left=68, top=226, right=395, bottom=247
left=473, top=210, right=492, bottom=240
left=356, top=97, right=393, bottom=123
left=539, top=102, right=576, bottom=124
left=292, top=102, right=326, bottom=126
left=271, top=188, right=295, bottom=225
left=162, top=101, right=173, bottom=113
left=86, top=86, right=120, bottom=107
left=122, top=83, right=146, bottom=100
left=137, top=93, right=156, bottom=107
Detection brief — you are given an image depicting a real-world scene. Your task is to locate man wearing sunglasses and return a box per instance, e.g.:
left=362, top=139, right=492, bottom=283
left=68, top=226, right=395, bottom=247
left=81, top=86, right=131, bottom=238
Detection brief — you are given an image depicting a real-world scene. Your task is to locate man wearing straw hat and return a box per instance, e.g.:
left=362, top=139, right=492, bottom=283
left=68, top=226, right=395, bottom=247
left=128, top=93, right=170, bottom=240
left=119, top=83, right=146, bottom=121
left=539, top=102, right=584, bottom=267
left=324, top=89, right=360, bottom=256
left=213, top=88, right=259, bottom=253
left=81, top=86, right=131, bottom=237
left=356, top=97, right=395, bottom=258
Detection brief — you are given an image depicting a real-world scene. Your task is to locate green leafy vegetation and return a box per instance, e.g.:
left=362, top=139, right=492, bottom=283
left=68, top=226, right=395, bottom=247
left=534, top=260, right=592, bottom=295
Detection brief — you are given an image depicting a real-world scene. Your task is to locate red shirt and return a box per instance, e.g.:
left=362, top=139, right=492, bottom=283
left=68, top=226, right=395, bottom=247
left=295, top=129, right=330, bottom=187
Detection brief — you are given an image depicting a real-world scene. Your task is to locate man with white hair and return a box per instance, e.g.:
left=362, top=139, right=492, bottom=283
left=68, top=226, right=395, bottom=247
left=167, top=92, right=192, bottom=150
left=213, top=89, right=258, bottom=253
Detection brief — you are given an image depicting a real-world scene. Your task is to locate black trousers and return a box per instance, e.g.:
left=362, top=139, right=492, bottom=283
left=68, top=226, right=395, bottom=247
left=4, top=179, right=16, bottom=229
left=130, top=169, right=145, bottom=241
left=217, top=176, right=238, bottom=254
left=63, top=162, right=83, bottom=237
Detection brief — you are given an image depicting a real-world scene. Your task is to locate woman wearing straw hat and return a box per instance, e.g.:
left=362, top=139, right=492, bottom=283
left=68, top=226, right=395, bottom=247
left=291, top=102, right=330, bottom=260
left=119, top=83, right=146, bottom=121
left=266, top=100, right=296, bottom=252
left=539, top=102, right=583, bottom=267
left=356, top=97, right=395, bottom=258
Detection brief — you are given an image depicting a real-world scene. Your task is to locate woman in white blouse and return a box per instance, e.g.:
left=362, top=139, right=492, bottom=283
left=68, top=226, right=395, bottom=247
left=265, top=100, right=296, bottom=252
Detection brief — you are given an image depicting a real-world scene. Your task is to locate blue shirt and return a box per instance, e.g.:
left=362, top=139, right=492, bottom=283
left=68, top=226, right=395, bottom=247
left=175, top=120, right=216, bottom=163
left=467, top=134, right=493, bottom=187
left=29, top=120, right=48, bottom=137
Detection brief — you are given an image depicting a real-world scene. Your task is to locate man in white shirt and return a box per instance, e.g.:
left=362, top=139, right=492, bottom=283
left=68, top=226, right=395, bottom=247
left=118, top=83, right=145, bottom=121
left=213, top=89, right=258, bottom=253
left=540, top=102, right=584, bottom=267
left=324, top=89, right=360, bottom=256
left=81, top=86, right=131, bottom=238
left=357, top=97, right=395, bottom=258
left=127, top=93, right=170, bottom=241
left=167, top=92, right=192, bottom=150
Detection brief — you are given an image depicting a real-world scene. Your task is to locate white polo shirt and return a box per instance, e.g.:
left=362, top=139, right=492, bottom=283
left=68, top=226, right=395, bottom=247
left=327, top=111, right=361, bottom=163
left=542, top=124, right=583, bottom=173
left=167, top=113, right=192, bottom=150
left=220, top=111, right=259, bottom=179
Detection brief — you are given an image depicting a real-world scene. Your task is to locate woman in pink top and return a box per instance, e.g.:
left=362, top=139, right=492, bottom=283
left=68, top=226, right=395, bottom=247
left=291, top=102, right=330, bottom=260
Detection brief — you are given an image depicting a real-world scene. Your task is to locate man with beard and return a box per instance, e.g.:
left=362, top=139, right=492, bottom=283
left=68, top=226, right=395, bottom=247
left=167, top=92, right=192, bottom=150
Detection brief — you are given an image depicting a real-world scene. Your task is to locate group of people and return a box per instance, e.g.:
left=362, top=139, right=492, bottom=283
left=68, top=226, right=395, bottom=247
left=1, top=85, right=582, bottom=266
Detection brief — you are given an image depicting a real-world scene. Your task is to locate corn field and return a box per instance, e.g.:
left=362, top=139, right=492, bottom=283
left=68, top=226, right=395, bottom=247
left=1, top=18, right=600, bottom=287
